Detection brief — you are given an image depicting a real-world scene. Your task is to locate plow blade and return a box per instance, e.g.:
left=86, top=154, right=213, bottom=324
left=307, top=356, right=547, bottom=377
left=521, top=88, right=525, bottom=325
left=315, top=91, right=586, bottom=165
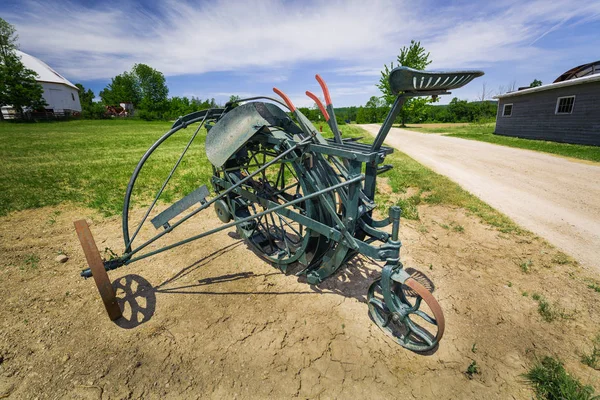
left=74, top=220, right=122, bottom=320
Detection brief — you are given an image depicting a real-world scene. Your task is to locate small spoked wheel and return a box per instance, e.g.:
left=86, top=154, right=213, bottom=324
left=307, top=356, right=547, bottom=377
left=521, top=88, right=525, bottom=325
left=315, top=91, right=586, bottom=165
left=368, top=276, right=445, bottom=352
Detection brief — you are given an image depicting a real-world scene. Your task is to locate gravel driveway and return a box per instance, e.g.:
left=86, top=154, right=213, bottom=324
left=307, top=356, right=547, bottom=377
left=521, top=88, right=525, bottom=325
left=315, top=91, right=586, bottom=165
left=361, top=124, right=600, bottom=272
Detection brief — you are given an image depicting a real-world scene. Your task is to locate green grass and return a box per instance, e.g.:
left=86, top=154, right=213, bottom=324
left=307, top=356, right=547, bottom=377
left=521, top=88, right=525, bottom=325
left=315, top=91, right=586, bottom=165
left=0, top=119, right=212, bottom=216
left=520, top=259, right=533, bottom=273
left=581, top=334, right=600, bottom=370
left=404, top=123, right=600, bottom=163
left=465, top=360, right=480, bottom=379
left=0, top=119, right=520, bottom=234
left=22, top=253, right=39, bottom=270
left=531, top=293, right=572, bottom=322
left=523, top=356, right=597, bottom=400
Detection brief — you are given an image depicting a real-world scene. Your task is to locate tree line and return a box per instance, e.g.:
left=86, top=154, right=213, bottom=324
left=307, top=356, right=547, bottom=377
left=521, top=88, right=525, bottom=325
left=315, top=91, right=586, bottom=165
left=76, top=64, right=222, bottom=120
left=0, top=18, right=45, bottom=116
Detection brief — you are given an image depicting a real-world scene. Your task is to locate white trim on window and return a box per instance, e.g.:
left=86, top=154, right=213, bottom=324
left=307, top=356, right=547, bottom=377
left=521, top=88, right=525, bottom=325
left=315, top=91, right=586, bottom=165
left=555, top=95, right=575, bottom=114
left=502, top=103, right=513, bottom=117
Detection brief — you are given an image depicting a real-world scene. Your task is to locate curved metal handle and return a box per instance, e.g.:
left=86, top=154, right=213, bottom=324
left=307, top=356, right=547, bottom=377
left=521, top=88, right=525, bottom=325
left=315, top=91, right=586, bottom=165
left=315, top=74, right=332, bottom=105
left=273, top=87, right=296, bottom=112
left=305, top=91, right=329, bottom=121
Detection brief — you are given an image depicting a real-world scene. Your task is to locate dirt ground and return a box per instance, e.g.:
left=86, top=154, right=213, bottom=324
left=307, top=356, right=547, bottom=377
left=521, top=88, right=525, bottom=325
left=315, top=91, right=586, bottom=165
left=361, top=124, right=600, bottom=273
left=1, top=201, right=599, bottom=399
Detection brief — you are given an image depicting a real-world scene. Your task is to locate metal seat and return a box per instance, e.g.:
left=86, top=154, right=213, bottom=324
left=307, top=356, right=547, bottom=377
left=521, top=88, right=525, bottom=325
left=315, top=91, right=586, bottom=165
left=388, top=66, right=484, bottom=95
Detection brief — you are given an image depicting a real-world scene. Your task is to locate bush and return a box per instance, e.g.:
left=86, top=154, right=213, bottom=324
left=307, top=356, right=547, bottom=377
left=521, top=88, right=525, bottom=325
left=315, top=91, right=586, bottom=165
left=523, top=356, right=596, bottom=400
left=82, top=103, right=107, bottom=119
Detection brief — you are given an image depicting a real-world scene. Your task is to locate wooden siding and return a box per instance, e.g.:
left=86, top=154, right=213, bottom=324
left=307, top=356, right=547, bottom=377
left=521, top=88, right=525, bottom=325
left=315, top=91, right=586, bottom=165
left=495, top=81, right=600, bottom=146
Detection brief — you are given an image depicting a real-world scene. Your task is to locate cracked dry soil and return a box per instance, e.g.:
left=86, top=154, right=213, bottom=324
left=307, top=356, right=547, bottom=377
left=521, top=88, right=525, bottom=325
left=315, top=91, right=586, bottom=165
left=0, top=203, right=599, bottom=399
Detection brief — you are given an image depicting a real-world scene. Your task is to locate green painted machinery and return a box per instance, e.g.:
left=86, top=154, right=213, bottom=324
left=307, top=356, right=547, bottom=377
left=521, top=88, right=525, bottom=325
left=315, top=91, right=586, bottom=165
left=74, top=67, right=483, bottom=352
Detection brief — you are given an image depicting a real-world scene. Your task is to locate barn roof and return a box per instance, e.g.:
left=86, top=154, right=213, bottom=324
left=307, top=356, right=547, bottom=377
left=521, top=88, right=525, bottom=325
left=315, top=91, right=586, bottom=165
left=15, top=50, right=78, bottom=90
left=494, top=73, right=600, bottom=99
left=554, top=60, right=600, bottom=83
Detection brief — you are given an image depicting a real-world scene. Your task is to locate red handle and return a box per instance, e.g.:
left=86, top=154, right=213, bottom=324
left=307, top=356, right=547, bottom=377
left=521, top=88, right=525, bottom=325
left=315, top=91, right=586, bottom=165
left=273, top=87, right=296, bottom=112
left=315, top=74, right=332, bottom=105
left=305, top=91, right=330, bottom=121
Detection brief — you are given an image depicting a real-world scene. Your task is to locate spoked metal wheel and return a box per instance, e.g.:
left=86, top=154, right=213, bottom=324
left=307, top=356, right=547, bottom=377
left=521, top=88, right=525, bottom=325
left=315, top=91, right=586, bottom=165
left=214, top=138, right=328, bottom=269
left=368, top=274, right=445, bottom=352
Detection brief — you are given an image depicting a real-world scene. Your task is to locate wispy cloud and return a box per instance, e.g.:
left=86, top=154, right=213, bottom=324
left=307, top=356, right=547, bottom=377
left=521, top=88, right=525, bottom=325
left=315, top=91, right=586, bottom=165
left=3, top=0, right=599, bottom=105
left=6, top=0, right=428, bottom=80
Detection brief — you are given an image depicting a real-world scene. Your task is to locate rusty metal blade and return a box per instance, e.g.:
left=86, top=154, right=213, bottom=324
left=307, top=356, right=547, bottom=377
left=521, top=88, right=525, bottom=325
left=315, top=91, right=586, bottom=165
left=74, top=220, right=122, bottom=321
left=404, top=278, right=445, bottom=342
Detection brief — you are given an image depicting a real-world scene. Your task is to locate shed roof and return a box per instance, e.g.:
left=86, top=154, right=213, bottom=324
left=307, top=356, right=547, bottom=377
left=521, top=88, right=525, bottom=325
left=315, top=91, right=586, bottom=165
left=494, top=73, right=600, bottom=99
left=15, top=50, right=78, bottom=90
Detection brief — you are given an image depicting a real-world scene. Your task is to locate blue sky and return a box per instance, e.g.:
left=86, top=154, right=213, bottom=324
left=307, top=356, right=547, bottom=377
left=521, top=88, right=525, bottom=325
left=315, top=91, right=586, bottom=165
left=2, top=0, right=599, bottom=106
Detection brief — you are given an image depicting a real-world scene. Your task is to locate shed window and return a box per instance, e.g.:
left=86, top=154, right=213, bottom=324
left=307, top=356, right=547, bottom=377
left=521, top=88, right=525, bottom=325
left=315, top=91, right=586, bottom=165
left=71, top=93, right=75, bottom=101
left=502, top=104, right=512, bottom=117
left=555, top=96, right=575, bottom=114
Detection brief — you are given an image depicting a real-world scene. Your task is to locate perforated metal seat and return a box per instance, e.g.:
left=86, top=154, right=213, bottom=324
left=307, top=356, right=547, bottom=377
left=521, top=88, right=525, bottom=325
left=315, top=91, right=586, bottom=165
left=389, top=66, right=484, bottom=95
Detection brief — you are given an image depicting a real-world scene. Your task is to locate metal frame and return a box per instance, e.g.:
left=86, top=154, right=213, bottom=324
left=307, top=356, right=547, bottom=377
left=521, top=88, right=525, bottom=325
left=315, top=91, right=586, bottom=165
left=75, top=66, right=484, bottom=353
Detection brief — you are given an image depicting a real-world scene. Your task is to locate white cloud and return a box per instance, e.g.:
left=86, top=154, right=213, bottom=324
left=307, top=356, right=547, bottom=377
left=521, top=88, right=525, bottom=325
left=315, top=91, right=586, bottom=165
left=7, top=0, right=429, bottom=80
left=4, top=0, right=599, bottom=104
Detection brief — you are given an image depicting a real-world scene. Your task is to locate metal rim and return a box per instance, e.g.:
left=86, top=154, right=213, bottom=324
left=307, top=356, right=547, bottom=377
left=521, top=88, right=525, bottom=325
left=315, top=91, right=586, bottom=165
left=368, top=276, right=444, bottom=352
left=74, top=220, right=122, bottom=321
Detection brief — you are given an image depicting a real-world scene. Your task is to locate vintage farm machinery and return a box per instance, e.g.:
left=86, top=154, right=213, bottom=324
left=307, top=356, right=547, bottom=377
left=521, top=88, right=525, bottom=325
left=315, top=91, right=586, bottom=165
left=75, top=67, right=483, bottom=352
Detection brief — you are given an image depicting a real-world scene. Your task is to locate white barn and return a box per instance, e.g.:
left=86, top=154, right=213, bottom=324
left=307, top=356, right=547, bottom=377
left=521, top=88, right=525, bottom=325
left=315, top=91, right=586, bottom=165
left=15, top=50, right=82, bottom=114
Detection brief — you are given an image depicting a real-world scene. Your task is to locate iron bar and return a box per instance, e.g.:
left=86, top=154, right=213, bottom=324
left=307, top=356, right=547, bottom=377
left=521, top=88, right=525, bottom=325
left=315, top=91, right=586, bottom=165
left=123, top=174, right=364, bottom=264
left=122, top=108, right=223, bottom=251
left=127, top=113, right=208, bottom=247
left=122, top=137, right=312, bottom=259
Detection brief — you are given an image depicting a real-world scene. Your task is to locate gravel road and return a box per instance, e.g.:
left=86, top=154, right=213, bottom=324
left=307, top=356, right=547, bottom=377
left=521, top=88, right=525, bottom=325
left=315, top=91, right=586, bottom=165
left=361, top=124, right=600, bottom=271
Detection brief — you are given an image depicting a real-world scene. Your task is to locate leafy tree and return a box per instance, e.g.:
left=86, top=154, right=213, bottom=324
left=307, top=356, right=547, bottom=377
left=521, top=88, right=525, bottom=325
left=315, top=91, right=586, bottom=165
left=75, top=83, right=106, bottom=119
left=100, top=63, right=168, bottom=118
left=530, top=79, right=542, bottom=87
left=75, top=83, right=94, bottom=109
left=0, top=18, right=45, bottom=115
left=99, top=71, right=140, bottom=107
left=228, top=95, right=241, bottom=104
left=0, top=17, right=18, bottom=60
left=377, top=40, right=434, bottom=126
left=132, top=63, right=168, bottom=112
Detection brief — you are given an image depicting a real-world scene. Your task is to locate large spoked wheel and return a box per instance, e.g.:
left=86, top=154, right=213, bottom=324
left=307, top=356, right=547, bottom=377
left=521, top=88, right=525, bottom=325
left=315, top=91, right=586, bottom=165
left=217, top=138, right=326, bottom=268
left=368, top=276, right=445, bottom=352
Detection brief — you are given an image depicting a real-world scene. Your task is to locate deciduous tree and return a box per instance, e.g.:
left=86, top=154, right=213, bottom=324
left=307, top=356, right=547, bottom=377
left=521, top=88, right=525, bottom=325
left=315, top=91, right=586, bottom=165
left=377, top=40, right=434, bottom=126
left=0, top=18, right=46, bottom=115
left=530, top=79, right=542, bottom=87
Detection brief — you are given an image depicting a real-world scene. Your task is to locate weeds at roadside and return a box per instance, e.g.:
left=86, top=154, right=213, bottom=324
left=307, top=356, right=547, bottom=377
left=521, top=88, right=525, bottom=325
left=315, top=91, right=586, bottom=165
left=452, top=223, right=465, bottom=233
left=551, top=252, right=571, bottom=265
left=523, top=356, right=597, bottom=400
left=581, top=334, right=600, bottom=370
left=587, top=282, right=600, bottom=293
left=465, top=361, right=480, bottom=379
left=21, top=254, right=40, bottom=271
left=47, top=210, right=61, bottom=226
left=520, top=259, right=533, bottom=273
left=531, top=293, right=573, bottom=322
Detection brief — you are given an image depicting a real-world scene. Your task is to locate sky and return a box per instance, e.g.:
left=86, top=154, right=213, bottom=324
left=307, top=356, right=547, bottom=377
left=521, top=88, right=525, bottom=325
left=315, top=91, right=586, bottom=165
left=2, top=0, right=599, bottom=107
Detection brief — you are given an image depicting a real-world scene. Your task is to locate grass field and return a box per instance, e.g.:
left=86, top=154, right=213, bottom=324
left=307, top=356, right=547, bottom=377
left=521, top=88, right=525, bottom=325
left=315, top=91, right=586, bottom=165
left=403, top=122, right=600, bottom=163
left=0, top=118, right=518, bottom=233
left=2, top=119, right=596, bottom=398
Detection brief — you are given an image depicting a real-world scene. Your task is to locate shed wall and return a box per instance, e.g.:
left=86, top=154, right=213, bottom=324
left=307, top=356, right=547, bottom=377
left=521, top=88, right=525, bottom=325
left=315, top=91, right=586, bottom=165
left=495, top=81, right=600, bottom=146
left=41, top=82, right=82, bottom=112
